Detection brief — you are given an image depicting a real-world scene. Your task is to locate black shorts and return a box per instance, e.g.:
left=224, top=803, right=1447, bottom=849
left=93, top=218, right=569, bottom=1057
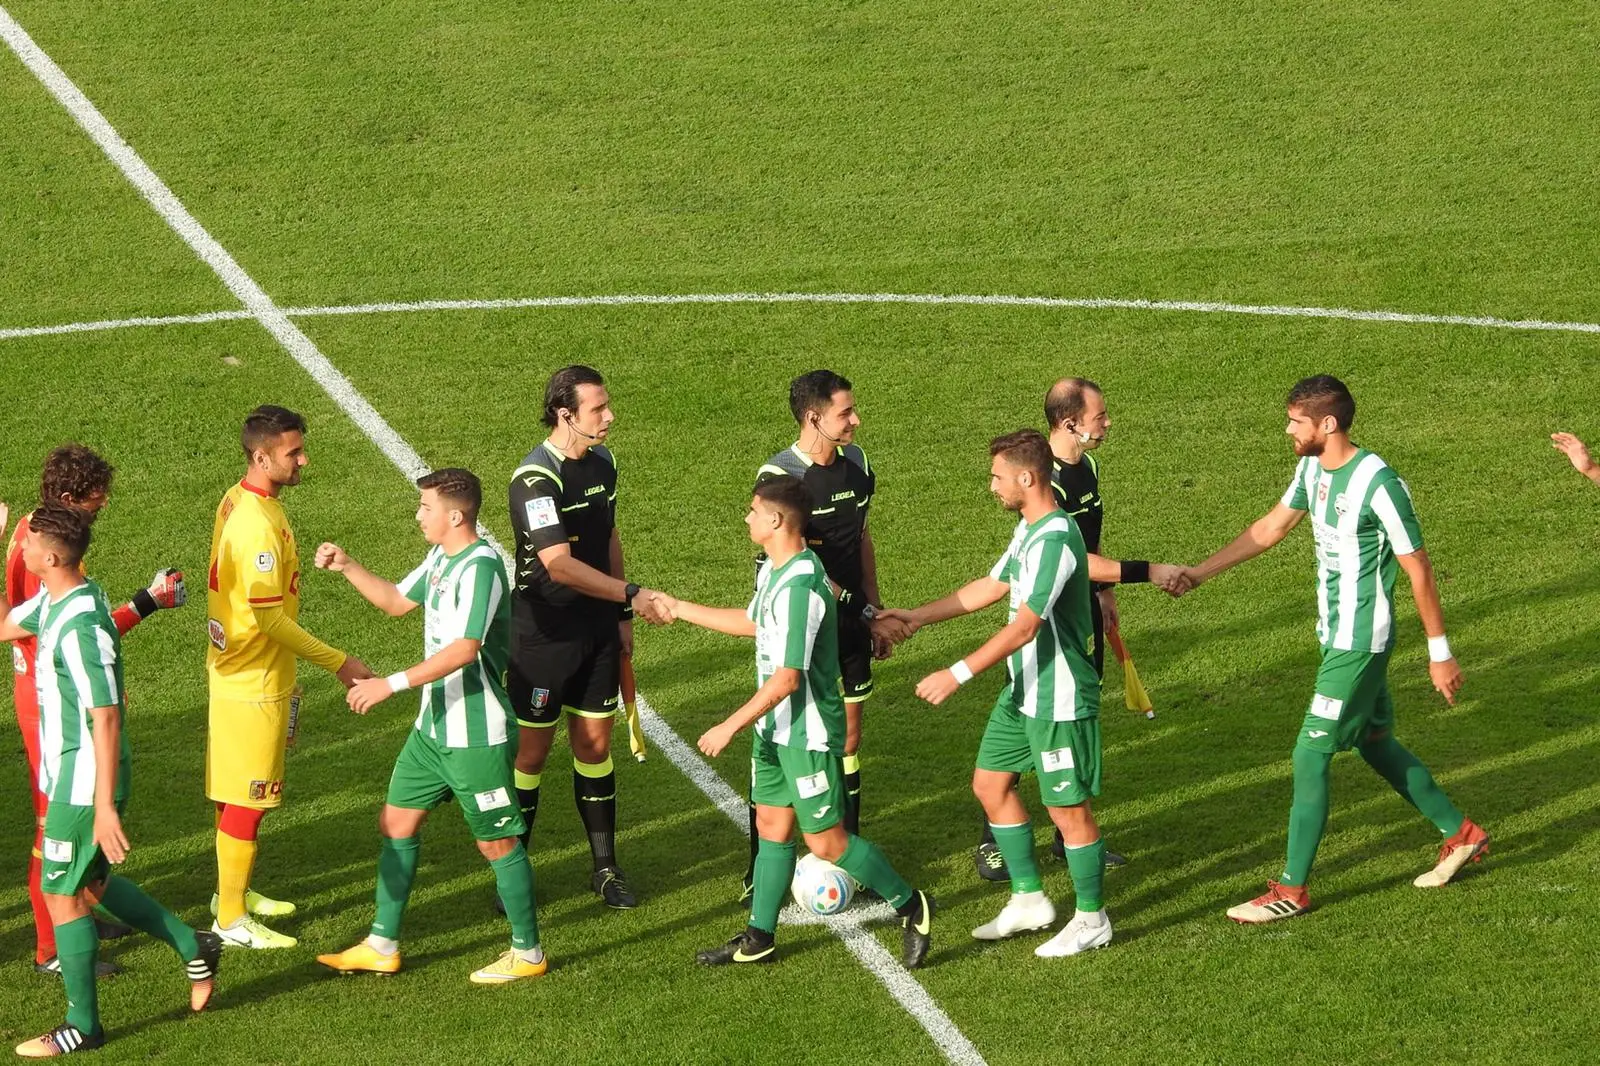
left=838, top=612, right=873, bottom=704
left=507, top=624, right=622, bottom=727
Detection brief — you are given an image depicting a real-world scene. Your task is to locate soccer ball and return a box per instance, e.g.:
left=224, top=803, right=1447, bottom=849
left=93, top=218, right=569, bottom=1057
left=791, top=852, right=855, bottom=916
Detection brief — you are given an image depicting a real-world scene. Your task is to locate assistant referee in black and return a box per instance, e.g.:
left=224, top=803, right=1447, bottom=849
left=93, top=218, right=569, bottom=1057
left=507, top=364, right=668, bottom=910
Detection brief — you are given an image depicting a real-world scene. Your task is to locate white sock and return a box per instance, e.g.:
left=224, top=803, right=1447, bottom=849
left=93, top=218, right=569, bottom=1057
left=365, top=934, right=400, bottom=956
left=515, top=945, right=545, bottom=965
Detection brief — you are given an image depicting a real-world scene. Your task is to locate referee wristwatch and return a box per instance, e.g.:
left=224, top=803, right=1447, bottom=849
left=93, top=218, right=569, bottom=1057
left=860, top=603, right=880, bottom=622
left=623, top=582, right=641, bottom=603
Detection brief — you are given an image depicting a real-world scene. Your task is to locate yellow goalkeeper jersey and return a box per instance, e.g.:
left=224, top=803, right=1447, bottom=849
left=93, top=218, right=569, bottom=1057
left=206, top=480, right=313, bottom=700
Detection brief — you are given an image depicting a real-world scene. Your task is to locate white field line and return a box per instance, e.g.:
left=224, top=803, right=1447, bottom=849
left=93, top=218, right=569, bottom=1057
left=6, top=292, right=1600, bottom=345
left=0, top=309, right=253, bottom=340
left=0, top=10, right=983, bottom=1064
left=277, top=291, right=1600, bottom=335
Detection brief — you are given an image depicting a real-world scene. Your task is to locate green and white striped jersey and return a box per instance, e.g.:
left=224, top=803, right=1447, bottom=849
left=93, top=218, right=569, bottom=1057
left=989, top=511, right=1100, bottom=722
left=748, top=549, right=845, bottom=753
left=7, top=580, right=129, bottom=807
left=1281, top=449, right=1425, bottom=653
left=398, top=539, right=514, bottom=748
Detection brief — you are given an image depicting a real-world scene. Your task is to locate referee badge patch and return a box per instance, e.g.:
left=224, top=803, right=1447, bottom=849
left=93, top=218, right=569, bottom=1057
left=525, top=496, right=559, bottom=530
left=474, top=787, right=511, bottom=812
left=796, top=770, right=830, bottom=799
left=1040, top=746, right=1075, bottom=772
left=43, top=837, right=73, bottom=863
left=12, top=645, right=24, bottom=676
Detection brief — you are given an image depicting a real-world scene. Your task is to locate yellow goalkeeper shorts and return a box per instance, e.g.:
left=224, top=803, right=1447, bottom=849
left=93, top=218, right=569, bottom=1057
left=206, top=694, right=293, bottom=808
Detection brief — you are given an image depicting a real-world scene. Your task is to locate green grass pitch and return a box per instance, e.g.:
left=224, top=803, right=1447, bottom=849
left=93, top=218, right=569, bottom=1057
left=2, top=2, right=1599, bottom=1063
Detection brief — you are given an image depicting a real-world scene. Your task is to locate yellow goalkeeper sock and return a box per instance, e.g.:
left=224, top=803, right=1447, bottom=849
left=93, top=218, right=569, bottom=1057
left=215, top=831, right=257, bottom=926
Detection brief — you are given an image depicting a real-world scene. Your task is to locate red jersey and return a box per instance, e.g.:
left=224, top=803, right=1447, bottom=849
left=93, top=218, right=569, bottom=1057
left=7, top=512, right=142, bottom=686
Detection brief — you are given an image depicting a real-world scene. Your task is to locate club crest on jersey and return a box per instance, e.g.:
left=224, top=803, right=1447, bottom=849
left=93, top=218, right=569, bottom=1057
left=255, top=551, right=276, bottom=573
left=1333, top=493, right=1350, bottom=517
left=532, top=687, right=551, bottom=709
left=207, top=618, right=227, bottom=651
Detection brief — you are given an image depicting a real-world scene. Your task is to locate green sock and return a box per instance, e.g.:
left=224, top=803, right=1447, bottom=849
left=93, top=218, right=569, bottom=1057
left=1283, top=745, right=1333, bottom=886
left=750, top=838, right=796, bottom=935
left=1358, top=736, right=1465, bottom=835
left=370, top=835, right=420, bottom=942
left=56, top=915, right=99, bottom=1036
left=489, top=844, right=540, bottom=950
left=990, top=822, right=1043, bottom=893
left=99, top=875, right=199, bottom=961
left=1064, top=838, right=1105, bottom=912
left=835, top=834, right=913, bottom=909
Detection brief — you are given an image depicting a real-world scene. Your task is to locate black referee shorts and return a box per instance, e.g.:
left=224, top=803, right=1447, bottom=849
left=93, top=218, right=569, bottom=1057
left=838, top=612, right=874, bottom=704
left=507, top=624, right=621, bottom=727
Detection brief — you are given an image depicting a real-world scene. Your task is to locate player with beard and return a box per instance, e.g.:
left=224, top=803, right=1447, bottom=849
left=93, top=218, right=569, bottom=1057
left=1181, top=376, right=1487, bottom=922
left=206, top=405, right=373, bottom=949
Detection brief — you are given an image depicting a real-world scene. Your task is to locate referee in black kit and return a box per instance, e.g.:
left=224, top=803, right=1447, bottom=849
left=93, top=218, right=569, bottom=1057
left=507, top=365, right=670, bottom=910
left=745, top=370, right=898, bottom=896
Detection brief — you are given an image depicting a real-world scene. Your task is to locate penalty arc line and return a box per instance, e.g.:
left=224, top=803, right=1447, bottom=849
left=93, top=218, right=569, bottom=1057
left=0, top=9, right=987, bottom=1065
left=6, top=291, right=1600, bottom=343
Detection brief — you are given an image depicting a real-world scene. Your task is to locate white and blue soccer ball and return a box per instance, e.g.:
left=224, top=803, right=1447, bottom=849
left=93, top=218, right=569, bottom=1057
left=791, top=852, right=856, bottom=916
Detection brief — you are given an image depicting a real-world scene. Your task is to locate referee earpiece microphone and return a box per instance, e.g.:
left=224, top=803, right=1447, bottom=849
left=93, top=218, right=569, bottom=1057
left=563, top=412, right=602, bottom=443
left=810, top=413, right=846, bottom=445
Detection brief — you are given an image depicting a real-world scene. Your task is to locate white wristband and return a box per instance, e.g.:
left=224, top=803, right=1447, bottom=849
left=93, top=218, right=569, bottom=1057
left=1426, top=635, right=1452, bottom=663
left=386, top=671, right=411, bottom=693
left=949, top=660, right=974, bottom=685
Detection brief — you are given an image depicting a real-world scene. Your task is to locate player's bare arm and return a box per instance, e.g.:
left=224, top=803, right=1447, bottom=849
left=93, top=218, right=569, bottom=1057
left=1186, top=502, right=1307, bottom=588
left=1394, top=548, right=1463, bottom=706
left=88, top=702, right=129, bottom=864
left=879, top=575, right=1009, bottom=640
left=698, top=667, right=802, bottom=757
left=914, top=604, right=1044, bottom=706
left=347, top=636, right=485, bottom=713
left=316, top=542, right=418, bottom=617
left=658, top=594, right=758, bottom=638
left=1551, top=432, right=1600, bottom=484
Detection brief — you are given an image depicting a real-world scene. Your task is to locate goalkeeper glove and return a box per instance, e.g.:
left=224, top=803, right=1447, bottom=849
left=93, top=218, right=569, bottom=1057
left=131, top=568, right=186, bottom=617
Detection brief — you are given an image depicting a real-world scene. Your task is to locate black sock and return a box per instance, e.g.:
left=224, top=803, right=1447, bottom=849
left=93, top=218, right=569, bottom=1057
left=515, top=772, right=541, bottom=850
left=843, top=768, right=862, bottom=836
left=742, top=924, right=775, bottom=947
left=744, top=802, right=759, bottom=883
left=574, top=761, right=618, bottom=871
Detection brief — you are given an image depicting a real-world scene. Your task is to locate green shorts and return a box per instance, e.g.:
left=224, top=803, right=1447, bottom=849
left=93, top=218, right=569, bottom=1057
left=750, top=736, right=844, bottom=834
left=386, top=730, right=525, bottom=842
left=40, top=801, right=122, bottom=897
left=1298, top=649, right=1395, bottom=754
left=975, top=693, right=1101, bottom=807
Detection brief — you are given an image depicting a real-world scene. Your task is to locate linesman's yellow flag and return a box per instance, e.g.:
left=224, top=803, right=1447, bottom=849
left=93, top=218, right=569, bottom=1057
left=1106, top=626, right=1155, bottom=719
